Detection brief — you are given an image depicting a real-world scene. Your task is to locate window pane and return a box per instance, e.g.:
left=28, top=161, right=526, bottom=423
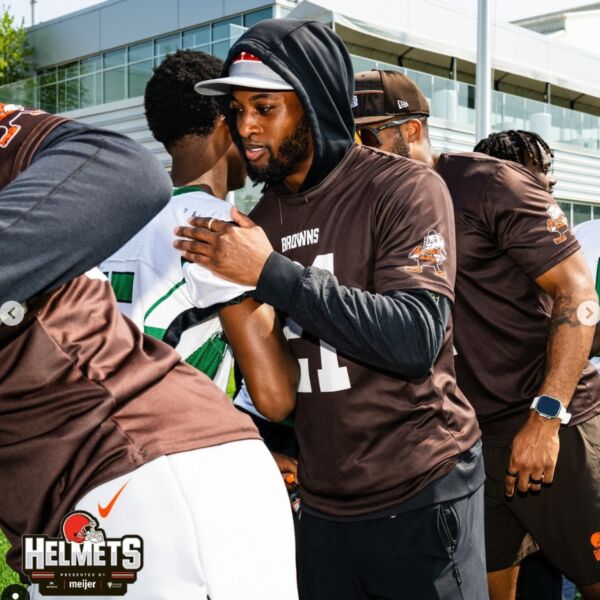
left=558, top=201, right=572, bottom=226
left=58, top=61, right=78, bottom=81
left=155, top=34, right=181, bottom=59
left=81, top=55, right=102, bottom=75
left=58, top=79, right=79, bottom=112
left=104, top=67, right=126, bottom=103
left=39, top=70, right=57, bottom=86
left=183, top=26, right=210, bottom=50
left=104, top=49, right=126, bottom=69
left=40, top=85, right=57, bottom=113
left=212, top=40, right=231, bottom=60
left=3, top=78, right=36, bottom=107
left=573, top=203, right=592, bottom=226
left=129, top=41, right=153, bottom=63
left=128, top=59, right=153, bottom=97
left=80, top=73, right=102, bottom=108
left=212, top=17, right=242, bottom=42
left=457, top=82, right=475, bottom=126
left=244, top=8, right=272, bottom=28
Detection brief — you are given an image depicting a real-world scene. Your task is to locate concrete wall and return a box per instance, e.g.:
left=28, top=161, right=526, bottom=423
left=547, top=12, right=600, bottom=55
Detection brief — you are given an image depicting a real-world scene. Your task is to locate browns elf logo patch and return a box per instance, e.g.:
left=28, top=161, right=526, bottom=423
left=546, top=204, right=570, bottom=245
left=0, top=103, right=45, bottom=149
left=0, top=103, right=23, bottom=119
left=405, top=230, right=447, bottom=278
left=591, top=532, right=600, bottom=561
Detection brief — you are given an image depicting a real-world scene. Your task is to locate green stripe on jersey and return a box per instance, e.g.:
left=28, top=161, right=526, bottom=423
left=143, top=278, right=186, bottom=322
left=143, top=326, right=166, bottom=341
left=173, top=185, right=208, bottom=196
left=110, top=272, right=134, bottom=303
left=185, top=332, right=227, bottom=380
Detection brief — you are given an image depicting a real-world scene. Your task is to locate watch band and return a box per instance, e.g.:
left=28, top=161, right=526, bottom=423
left=531, top=395, right=572, bottom=425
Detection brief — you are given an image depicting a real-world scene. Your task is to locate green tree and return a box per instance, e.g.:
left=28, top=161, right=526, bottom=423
left=0, top=5, right=33, bottom=86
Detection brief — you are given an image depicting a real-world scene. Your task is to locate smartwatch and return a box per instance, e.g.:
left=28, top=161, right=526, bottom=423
left=530, top=395, right=572, bottom=425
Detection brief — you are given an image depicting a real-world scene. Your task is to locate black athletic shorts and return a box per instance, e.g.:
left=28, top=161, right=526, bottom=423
left=297, top=486, right=487, bottom=600
left=484, top=413, right=600, bottom=586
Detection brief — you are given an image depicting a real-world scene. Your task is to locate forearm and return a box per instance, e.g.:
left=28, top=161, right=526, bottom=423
left=506, top=256, right=597, bottom=497
left=0, top=123, right=171, bottom=304
left=255, top=253, right=450, bottom=379
left=220, top=298, right=299, bottom=421
left=540, top=291, right=596, bottom=404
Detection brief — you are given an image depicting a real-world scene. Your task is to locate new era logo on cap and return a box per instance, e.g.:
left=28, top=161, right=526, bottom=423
left=353, top=70, right=430, bottom=125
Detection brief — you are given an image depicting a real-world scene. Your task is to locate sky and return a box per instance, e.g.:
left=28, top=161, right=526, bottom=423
left=3, top=0, right=596, bottom=27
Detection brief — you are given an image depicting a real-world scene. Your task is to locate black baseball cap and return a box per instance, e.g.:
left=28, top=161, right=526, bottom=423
left=353, top=70, right=430, bottom=126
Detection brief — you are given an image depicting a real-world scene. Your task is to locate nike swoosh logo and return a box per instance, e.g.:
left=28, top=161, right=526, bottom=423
left=98, top=481, right=128, bottom=519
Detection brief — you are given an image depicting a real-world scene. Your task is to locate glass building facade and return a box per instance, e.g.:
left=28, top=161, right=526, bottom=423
left=0, top=4, right=597, bottom=222
left=30, top=8, right=271, bottom=114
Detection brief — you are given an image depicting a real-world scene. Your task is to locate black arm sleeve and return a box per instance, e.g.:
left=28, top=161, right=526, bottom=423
left=0, top=121, right=172, bottom=304
left=255, top=252, right=451, bottom=379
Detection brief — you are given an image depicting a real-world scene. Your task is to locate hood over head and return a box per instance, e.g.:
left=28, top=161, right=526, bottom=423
left=219, top=19, right=355, bottom=192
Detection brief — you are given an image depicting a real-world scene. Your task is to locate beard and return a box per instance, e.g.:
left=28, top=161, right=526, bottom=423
left=245, top=115, right=312, bottom=187
left=391, top=130, right=411, bottom=158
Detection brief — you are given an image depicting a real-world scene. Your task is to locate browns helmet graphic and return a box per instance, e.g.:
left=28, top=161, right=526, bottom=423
left=62, top=511, right=105, bottom=544
left=546, top=204, right=570, bottom=245
left=405, top=230, right=447, bottom=278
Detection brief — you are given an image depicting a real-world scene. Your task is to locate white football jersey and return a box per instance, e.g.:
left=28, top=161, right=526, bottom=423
left=574, top=219, right=600, bottom=371
left=100, top=186, right=254, bottom=392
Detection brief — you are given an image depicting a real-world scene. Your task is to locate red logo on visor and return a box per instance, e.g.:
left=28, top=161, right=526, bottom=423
left=232, top=51, right=262, bottom=64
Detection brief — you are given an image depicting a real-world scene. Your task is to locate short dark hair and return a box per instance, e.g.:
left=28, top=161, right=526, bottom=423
left=474, top=130, right=553, bottom=168
left=144, top=50, right=223, bottom=147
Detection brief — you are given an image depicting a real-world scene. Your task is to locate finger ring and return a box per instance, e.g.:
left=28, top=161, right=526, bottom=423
left=506, top=470, right=519, bottom=478
left=529, top=477, right=543, bottom=484
left=207, top=218, right=215, bottom=232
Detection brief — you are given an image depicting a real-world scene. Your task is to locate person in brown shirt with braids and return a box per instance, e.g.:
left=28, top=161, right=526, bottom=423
left=352, top=70, right=600, bottom=600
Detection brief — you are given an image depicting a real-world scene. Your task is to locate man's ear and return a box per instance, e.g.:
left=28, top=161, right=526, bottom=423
left=214, top=115, right=229, bottom=135
left=214, top=115, right=233, bottom=154
left=403, top=119, right=423, bottom=144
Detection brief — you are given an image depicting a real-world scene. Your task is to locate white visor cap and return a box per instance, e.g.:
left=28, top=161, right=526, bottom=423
left=195, top=51, right=294, bottom=96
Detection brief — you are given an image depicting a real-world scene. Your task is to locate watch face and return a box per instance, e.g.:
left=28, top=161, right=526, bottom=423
left=536, top=395, right=562, bottom=418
